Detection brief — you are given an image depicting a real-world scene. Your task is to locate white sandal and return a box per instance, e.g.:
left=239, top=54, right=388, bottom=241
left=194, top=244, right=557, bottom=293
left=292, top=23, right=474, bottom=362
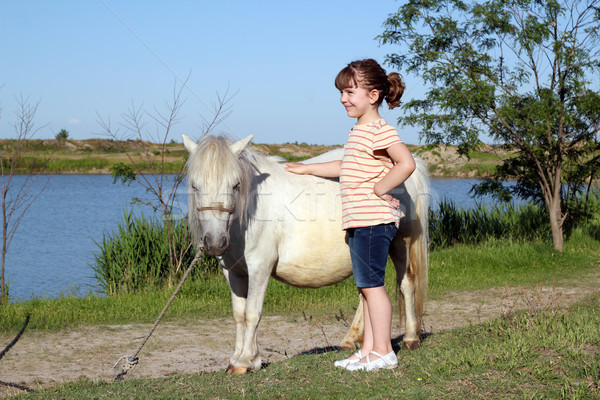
left=345, top=351, right=398, bottom=371
left=333, top=350, right=362, bottom=368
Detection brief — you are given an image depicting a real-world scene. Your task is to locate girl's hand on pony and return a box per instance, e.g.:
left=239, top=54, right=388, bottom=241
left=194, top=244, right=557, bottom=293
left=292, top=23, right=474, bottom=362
left=284, top=162, right=310, bottom=175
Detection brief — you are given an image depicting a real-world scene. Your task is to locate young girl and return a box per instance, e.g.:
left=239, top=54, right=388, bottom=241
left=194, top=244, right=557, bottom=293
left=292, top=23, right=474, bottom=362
left=285, top=59, right=415, bottom=371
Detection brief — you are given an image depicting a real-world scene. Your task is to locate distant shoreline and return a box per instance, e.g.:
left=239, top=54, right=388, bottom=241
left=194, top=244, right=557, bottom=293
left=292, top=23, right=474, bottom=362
left=1, top=138, right=503, bottom=178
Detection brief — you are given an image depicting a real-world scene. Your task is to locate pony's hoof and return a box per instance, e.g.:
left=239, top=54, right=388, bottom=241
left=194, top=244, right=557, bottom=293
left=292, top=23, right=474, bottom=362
left=403, top=340, right=420, bottom=350
left=339, top=341, right=359, bottom=351
left=231, top=366, right=250, bottom=375
left=226, top=365, right=250, bottom=375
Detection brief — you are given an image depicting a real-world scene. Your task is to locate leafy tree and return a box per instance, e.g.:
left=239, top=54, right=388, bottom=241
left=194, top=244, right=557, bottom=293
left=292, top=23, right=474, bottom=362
left=379, top=0, right=600, bottom=251
left=55, top=128, right=69, bottom=140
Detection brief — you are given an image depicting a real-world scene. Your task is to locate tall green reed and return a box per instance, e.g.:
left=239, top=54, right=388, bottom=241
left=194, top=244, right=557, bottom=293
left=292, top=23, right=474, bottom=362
left=92, top=210, right=219, bottom=295
left=429, top=199, right=550, bottom=250
left=429, top=188, right=600, bottom=249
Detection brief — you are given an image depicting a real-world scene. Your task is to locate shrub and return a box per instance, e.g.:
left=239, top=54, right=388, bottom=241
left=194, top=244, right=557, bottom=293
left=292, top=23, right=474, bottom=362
left=55, top=129, right=69, bottom=140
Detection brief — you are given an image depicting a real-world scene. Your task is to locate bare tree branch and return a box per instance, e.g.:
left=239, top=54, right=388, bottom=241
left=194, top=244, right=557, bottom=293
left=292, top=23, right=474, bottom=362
left=0, top=95, right=50, bottom=304
left=97, top=79, right=236, bottom=284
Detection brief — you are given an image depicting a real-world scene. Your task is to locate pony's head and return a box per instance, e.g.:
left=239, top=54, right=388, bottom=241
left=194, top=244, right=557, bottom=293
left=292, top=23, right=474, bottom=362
left=183, top=134, right=253, bottom=256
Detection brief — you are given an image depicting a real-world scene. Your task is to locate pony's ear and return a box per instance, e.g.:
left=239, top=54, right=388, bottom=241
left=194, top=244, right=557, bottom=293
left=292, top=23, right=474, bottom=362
left=182, top=134, right=198, bottom=154
left=230, top=135, right=254, bottom=156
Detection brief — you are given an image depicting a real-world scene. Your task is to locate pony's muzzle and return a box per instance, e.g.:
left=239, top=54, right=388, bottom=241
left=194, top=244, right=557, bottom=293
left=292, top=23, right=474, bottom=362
left=203, top=232, right=229, bottom=256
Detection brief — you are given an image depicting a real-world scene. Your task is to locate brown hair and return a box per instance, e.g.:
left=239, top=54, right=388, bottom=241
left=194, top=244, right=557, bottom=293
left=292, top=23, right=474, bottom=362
left=334, top=59, right=405, bottom=109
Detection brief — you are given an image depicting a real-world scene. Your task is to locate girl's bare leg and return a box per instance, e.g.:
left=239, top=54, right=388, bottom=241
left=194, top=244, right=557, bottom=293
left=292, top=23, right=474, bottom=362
left=358, top=286, right=393, bottom=360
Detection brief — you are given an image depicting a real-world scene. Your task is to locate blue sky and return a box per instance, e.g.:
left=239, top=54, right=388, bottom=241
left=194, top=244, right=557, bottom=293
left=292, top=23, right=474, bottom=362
left=0, top=0, right=425, bottom=145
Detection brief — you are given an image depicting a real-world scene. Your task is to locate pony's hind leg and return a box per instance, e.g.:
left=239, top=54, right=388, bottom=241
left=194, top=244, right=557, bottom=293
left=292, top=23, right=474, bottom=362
left=339, top=295, right=364, bottom=349
left=389, top=236, right=420, bottom=350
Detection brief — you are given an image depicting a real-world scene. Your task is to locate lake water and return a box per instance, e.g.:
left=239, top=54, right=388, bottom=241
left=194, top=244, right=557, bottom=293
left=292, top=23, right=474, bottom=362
left=5, top=174, right=501, bottom=301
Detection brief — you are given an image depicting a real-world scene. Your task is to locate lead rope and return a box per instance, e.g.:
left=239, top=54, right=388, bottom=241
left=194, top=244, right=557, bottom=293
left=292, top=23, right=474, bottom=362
left=113, top=250, right=204, bottom=381
left=0, top=314, right=35, bottom=393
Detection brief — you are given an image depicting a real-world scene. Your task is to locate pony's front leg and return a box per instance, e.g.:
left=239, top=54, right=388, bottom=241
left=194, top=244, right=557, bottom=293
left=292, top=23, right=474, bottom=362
left=222, top=268, right=248, bottom=373
left=229, top=266, right=271, bottom=374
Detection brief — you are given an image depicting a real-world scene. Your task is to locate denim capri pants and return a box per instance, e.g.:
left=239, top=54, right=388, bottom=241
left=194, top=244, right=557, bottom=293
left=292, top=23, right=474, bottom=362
left=347, top=223, right=397, bottom=288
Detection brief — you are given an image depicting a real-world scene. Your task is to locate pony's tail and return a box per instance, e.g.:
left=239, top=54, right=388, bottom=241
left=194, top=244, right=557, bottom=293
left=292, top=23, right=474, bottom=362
left=408, top=157, right=429, bottom=333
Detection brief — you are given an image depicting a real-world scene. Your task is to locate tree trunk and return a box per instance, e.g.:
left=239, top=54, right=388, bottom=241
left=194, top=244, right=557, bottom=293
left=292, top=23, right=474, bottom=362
left=1, top=249, right=5, bottom=305
left=1, top=207, right=6, bottom=305
left=1, top=241, right=6, bottom=305
left=548, top=198, right=564, bottom=252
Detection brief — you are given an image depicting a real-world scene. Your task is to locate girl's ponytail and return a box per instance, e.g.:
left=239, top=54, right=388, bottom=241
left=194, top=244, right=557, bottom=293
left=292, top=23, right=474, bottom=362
left=385, top=72, right=405, bottom=110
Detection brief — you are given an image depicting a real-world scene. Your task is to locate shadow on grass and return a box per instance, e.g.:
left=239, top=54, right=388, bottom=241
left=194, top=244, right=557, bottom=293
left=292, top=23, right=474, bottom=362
left=262, top=331, right=434, bottom=366
left=259, top=329, right=435, bottom=370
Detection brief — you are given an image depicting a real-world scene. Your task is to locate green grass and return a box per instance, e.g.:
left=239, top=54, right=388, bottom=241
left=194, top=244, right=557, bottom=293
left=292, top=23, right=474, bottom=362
left=44, top=157, right=111, bottom=172
left=13, top=293, right=600, bottom=399
left=429, top=229, right=600, bottom=297
left=9, top=156, right=186, bottom=174
left=0, top=276, right=231, bottom=332
left=462, top=162, right=497, bottom=176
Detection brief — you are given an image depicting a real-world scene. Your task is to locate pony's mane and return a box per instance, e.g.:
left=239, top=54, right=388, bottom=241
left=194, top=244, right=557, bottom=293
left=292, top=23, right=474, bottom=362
left=186, top=135, right=254, bottom=223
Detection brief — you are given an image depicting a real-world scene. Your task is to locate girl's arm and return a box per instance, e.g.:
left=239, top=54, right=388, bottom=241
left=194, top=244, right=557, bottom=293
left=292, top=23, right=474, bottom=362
left=374, top=143, right=416, bottom=206
left=285, top=160, right=342, bottom=178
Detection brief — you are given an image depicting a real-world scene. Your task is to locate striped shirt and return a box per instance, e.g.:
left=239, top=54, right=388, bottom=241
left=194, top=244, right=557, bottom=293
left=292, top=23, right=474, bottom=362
left=339, top=119, right=403, bottom=230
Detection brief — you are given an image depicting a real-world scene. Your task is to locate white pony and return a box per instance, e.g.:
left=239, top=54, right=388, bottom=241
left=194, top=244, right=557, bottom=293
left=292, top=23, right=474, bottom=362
left=183, top=134, right=429, bottom=374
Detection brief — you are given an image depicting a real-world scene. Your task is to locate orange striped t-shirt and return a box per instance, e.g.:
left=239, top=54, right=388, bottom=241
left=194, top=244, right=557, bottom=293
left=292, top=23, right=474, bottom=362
left=339, top=119, right=403, bottom=230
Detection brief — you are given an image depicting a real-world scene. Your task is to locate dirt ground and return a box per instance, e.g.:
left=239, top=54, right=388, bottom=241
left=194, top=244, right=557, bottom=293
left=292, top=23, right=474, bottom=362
left=1, top=272, right=599, bottom=397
